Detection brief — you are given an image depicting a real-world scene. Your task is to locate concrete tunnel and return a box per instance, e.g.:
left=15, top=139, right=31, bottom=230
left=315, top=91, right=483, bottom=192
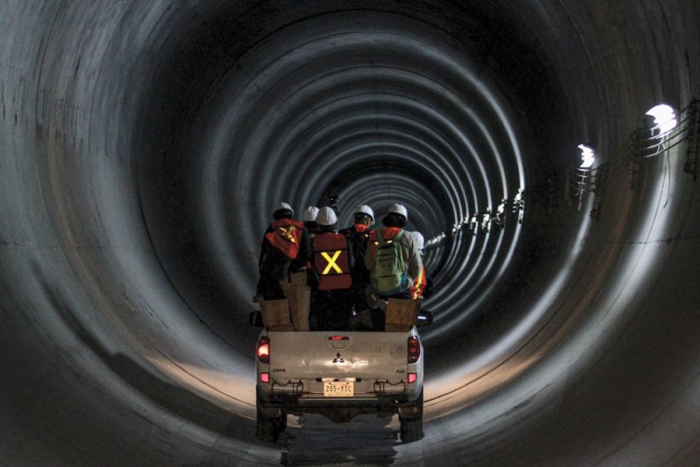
left=2, top=0, right=700, bottom=465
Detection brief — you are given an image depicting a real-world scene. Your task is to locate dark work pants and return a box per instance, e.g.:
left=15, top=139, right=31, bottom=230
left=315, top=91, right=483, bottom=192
left=311, top=289, right=353, bottom=331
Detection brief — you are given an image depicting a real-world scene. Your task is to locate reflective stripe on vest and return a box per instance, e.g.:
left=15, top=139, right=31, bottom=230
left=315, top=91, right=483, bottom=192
left=313, top=233, right=352, bottom=290
left=412, top=265, right=426, bottom=300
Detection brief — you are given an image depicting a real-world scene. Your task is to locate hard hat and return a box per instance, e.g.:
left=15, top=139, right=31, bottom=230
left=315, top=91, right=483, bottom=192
left=274, top=203, right=294, bottom=215
left=412, top=231, right=425, bottom=250
left=388, top=203, right=408, bottom=220
left=354, top=205, right=374, bottom=221
left=274, top=202, right=294, bottom=216
left=302, top=206, right=319, bottom=222
left=316, top=206, right=338, bottom=226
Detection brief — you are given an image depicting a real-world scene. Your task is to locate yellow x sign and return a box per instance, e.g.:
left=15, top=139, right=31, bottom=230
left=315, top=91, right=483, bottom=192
left=321, top=250, right=343, bottom=274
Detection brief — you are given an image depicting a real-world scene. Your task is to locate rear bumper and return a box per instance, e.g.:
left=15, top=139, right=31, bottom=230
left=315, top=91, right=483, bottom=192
left=258, top=379, right=422, bottom=411
left=267, top=378, right=412, bottom=396
left=259, top=392, right=421, bottom=421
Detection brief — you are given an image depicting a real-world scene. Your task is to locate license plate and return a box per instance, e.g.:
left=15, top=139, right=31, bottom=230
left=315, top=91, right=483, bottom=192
left=323, top=381, right=354, bottom=397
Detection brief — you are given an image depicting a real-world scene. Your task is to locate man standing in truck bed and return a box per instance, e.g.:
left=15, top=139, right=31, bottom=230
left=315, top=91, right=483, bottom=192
left=365, top=204, right=423, bottom=329
left=256, top=202, right=312, bottom=300
left=340, top=205, right=375, bottom=329
left=310, top=206, right=354, bottom=330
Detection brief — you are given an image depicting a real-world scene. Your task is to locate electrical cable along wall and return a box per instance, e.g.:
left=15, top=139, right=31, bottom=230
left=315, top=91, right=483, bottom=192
left=1, top=1, right=700, bottom=466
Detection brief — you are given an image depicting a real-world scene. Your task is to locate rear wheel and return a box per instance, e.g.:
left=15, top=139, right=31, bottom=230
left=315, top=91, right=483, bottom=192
left=400, top=417, right=423, bottom=443
left=279, top=410, right=288, bottom=432
left=256, top=390, right=285, bottom=442
left=399, top=390, right=424, bottom=443
left=256, top=413, right=281, bottom=443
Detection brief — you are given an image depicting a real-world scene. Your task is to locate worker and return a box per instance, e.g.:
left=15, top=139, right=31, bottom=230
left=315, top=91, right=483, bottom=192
left=340, top=205, right=375, bottom=329
left=310, top=206, right=354, bottom=330
left=364, top=204, right=422, bottom=330
left=256, top=202, right=314, bottom=331
left=300, top=205, right=321, bottom=290
left=256, top=202, right=311, bottom=300
left=410, top=231, right=434, bottom=300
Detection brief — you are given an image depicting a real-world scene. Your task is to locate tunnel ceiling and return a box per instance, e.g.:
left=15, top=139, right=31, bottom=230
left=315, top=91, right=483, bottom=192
left=2, top=0, right=700, bottom=466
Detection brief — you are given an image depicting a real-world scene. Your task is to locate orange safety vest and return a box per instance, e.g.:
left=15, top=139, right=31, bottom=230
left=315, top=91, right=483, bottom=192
left=265, top=219, right=304, bottom=259
left=313, top=232, right=352, bottom=290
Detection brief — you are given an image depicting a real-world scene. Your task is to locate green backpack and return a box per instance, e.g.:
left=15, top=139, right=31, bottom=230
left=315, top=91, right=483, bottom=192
left=372, top=230, right=407, bottom=294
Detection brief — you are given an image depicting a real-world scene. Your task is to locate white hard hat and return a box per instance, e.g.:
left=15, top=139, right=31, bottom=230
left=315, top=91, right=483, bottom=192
left=412, top=231, right=425, bottom=250
left=316, top=206, right=338, bottom=226
left=274, top=202, right=294, bottom=216
left=354, top=205, right=374, bottom=221
left=388, top=203, right=408, bottom=220
left=302, top=206, right=319, bottom=222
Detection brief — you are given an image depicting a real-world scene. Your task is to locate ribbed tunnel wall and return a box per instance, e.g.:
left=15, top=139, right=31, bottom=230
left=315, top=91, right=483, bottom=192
left=2, top=1, right=700, bottom=465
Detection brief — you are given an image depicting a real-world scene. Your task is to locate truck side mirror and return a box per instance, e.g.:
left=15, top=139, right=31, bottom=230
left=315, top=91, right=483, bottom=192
left=416, top=310, right=433, bottom=327
left=249, top=310, right=264, bottom=328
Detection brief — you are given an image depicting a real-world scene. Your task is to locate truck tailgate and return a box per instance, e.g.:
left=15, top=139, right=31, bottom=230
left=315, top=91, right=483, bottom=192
left=268, top=331, right=409, bottom=381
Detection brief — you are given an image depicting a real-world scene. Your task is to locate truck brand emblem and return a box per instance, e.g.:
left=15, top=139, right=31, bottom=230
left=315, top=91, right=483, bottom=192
left=332, top=352, right=345, bottom=364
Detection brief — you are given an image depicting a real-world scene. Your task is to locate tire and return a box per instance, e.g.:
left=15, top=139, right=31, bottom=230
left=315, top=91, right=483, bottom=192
left=256, top=414, right=281, bottom=443
left=400, top=418, right=423, bottom=443
left=255, top=390, right=285, bottom=443
left=279, top=411, right=287, bottom=432
left=399, top=390, right=424, bottom=443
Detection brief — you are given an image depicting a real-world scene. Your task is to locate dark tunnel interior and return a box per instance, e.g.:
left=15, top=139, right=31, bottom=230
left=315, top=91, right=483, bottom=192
left=2, top=1, right=700, bottom=465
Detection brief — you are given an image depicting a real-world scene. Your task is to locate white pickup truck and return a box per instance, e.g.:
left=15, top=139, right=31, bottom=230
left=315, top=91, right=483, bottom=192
left=249, top=306, right=433, bottom=443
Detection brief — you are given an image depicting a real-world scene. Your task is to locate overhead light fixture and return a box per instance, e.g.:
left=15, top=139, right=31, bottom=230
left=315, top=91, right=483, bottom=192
left=646, top=104, right=677, bottom=135
left=578, top=144, right=596, bottom=169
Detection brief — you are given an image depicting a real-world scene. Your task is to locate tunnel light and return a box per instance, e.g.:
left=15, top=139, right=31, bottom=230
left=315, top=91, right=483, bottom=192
left=577, top=144, right=596, bottom=169
left=646, top=104, right=677, bottom=135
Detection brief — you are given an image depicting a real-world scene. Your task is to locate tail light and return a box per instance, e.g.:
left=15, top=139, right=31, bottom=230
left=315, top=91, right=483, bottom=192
left=257, top=336, right=270, bottom=363
left=407, top=336, right=420, bottom=363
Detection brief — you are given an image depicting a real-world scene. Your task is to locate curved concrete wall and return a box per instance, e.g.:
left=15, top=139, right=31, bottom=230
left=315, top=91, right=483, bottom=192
left=2, top=1, right=699, bottom=465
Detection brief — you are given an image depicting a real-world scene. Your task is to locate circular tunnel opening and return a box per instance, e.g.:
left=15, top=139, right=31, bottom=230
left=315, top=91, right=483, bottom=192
left=136, top=1, right=558, bottom=354
left=3, top=1, right=700, bottom=465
